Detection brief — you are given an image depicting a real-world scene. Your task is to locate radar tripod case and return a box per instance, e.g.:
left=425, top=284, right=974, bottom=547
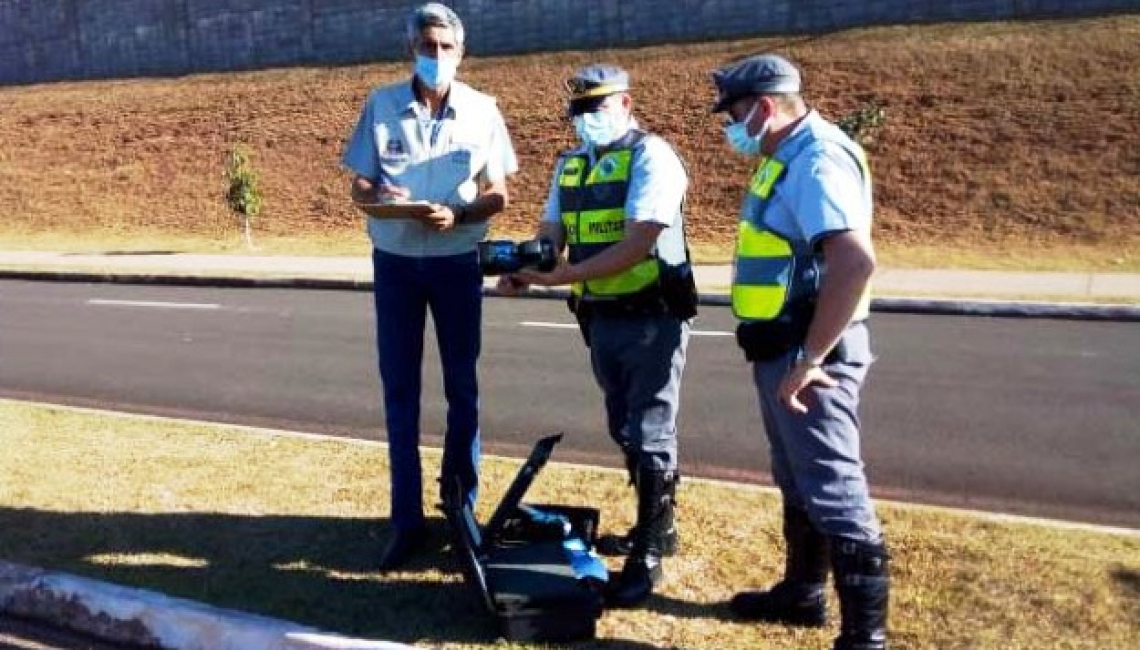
left=441, top=433, right=607, bottom=642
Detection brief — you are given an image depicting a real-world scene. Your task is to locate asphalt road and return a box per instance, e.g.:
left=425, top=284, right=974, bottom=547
left=1, top=279, right=1138, bottom=528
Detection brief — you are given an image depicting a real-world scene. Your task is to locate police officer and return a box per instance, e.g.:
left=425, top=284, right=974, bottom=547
left=500, top=64, right=697, bottom=608
left=710, top=54, right=890, bottom=649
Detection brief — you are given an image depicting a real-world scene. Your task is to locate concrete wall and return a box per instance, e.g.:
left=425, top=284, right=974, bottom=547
left=2, top=0, right=1138, bottom=85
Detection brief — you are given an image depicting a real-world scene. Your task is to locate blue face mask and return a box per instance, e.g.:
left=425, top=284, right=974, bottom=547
left=415, top=54, right=458, bottom=90
left=724, top=101, right=769, bottom=157
left=573, top=107, right=626, bottom=149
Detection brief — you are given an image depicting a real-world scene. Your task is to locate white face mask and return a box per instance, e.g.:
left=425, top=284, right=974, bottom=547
left=415, top=54, right=458, bottom=90
left=572, top=104, right=627, bottom=148
left=723, top=100, right=770, bottom=157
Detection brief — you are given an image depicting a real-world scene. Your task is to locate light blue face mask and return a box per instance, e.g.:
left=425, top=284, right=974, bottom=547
left=724, top=100, right=769, bottom=157
left=573, top=108, right=625, bottom=148
left=415, top=54, right=458, bottom=90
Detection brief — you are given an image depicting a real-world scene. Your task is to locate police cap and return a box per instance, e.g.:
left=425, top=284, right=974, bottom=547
left=710, top=53, right=802, bottom=113
left=566, top=64, right=630, bottom=116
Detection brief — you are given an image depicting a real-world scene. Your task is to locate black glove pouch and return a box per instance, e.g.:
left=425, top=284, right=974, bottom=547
left=735, top=300, right=815, bottom=362
left=660, top=264, right=699, bottom=320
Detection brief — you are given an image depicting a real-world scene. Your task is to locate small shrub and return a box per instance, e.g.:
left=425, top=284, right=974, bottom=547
left=838, top=102, right=887, bottom=146
left=225, top=146, right=262, bottom=249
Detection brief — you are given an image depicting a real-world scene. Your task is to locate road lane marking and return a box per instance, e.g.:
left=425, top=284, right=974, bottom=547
left=519, top=321, right=577, bottom=329
left=519, top=320, right=732, bottom=336
left=87, top=299, right=221, bottom=310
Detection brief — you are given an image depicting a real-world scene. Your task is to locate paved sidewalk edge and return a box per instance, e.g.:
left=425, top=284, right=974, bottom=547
left=0, top=269, right=374, bottom=292
left=0, top=560, right=416, bottom=650
left=3, top=268, right=1138, bottom=321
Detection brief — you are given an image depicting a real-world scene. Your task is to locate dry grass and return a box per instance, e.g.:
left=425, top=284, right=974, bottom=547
left=0, top=16, right=1138, bottom=270
left=1, top=399, right=1137, bottom=649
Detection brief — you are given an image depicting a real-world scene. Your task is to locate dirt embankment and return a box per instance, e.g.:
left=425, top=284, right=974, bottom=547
left=0, top=15, right=1137, bottom=261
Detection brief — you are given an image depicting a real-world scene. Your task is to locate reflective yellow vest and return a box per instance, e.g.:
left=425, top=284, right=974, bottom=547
left=732, top=122, right=872, bottom=322
left=559, top=131, right=661, bottom=299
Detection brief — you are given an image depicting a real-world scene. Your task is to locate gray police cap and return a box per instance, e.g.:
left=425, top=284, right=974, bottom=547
left=566, top=63, right=630, bottom=115
left=567, top=64, right=630, bottom=98
left=710, top=53, right=801, bottom=113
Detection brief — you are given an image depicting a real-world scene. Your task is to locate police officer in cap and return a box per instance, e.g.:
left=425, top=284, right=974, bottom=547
left=709, top=54, right=890, bottom=649
left=500, top=63, right=697, bottom=608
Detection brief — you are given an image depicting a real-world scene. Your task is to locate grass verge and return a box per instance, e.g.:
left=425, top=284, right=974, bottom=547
left=1, top=399, right=1137, bottom=649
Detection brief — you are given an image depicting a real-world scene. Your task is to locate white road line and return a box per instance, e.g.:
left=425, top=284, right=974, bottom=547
left=519, top=321, right=577, bottom=330
left=86, top=299, right=221, bottom=310
left=519, top=320, right=732, bottom=336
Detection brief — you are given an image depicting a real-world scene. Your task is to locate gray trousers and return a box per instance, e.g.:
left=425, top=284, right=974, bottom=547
left=752, top=322, right=882, bottom=543
left=588, top=313, right=690, bottom=472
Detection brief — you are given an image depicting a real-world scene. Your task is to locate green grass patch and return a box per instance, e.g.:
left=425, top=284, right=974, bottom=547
left=1, top=399, right=1137, bottom=648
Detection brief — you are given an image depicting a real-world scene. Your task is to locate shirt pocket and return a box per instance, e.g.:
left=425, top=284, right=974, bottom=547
left=374, top=123, right=412, bottom=178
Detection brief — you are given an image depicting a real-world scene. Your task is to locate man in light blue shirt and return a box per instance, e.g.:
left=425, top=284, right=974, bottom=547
left=341, top=2, right=517, bottom=571
left=502, top=64, right=697, bottom=608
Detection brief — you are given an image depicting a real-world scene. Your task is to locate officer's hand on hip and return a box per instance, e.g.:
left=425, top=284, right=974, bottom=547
left=778, top=360, right=838, bottom=414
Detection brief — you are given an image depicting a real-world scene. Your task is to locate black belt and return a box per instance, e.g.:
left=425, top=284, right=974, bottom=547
left=579, top=296, right=670, bottom=318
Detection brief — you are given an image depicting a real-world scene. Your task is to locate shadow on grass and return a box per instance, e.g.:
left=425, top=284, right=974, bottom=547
left=1113, top=566, right=1140, bottom=599
left=640, top=592, right=735, bottom=622
left=0, top=507, right=482, bottom=644
left=0, top=507, right=682, bottom=648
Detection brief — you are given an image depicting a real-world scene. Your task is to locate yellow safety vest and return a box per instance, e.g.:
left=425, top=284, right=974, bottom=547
left=732, top=124, right=872, bottom=322
left=732, top=157, right=799, bottom=320
left=559, top=132, right=661, bottom=299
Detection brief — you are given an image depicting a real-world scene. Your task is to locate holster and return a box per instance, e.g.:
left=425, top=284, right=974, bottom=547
left=735, top=299, right=815, bottom=362
left=659, top=263, right=699, bottom=320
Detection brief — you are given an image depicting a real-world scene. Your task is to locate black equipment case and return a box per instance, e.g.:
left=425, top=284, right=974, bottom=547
left=441, top=433, right=607, bottom=642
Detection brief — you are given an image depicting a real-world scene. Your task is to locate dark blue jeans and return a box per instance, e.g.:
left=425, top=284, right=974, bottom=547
left=372, top=249, right=482, bottom=532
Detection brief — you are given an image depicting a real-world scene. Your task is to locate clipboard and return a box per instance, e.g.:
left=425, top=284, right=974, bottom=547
left=354, top=200, right=436, bottom=220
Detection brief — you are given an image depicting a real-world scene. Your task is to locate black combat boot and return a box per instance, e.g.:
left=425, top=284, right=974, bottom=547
left=597, top=461, right=679, bottom=557
left=605, top=468, right=676, bottom=608
left=830, top=536, right=890, bottom=650
left=730, top=504, right=829, bottom=626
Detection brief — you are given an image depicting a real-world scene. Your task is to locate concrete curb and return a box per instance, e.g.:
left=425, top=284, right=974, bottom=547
left=4, top=268, right=1138, bottom=321
left=0, top=560, right=417, bottom=650
left=871, top=296, right=1140, bottom=322
left=689, top=293, right=1140, bottom=321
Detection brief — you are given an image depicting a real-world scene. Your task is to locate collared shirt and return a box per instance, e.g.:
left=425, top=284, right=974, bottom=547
left=342, top=78, right=518, bottom=257
left=541, top=119, right=690, bottom=265
left=765, top=110, right=872, bottom=248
